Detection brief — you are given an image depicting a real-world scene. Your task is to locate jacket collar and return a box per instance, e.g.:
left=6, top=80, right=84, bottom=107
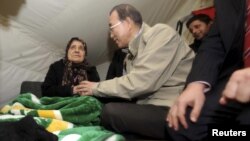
left=128, top=23, right=149, bottom=58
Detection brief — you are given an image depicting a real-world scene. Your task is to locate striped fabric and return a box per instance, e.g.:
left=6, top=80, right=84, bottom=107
left=244, top=0, right=250, bottom=67
left=1, top=93, right=102, bottom=125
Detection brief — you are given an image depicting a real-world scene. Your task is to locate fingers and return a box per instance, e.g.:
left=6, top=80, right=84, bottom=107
left=178, top=102, right=188, bottom=129
left=166, top=107, right=171, bottom=125
left=220, top=70, right=241, bottom=104
left=167, top=100, right=188, bottom=131
left=74, top=84, right=92, bottom=95
left=235, top=78, right=250, bottom=103
left=75, top=85, right=84, bottom=92
left=81, top=87, right=92, bottom=96
left=219, top=97, right=227, bottom=105
left=167, top=83, right=206, bottom=131
left=222, top=76, right=238, bottom=99
left=167, top=104, right=179, bottom=130
left=190, top=98, right=204, bottom=123
left=73, top=85, right=82, bottom=94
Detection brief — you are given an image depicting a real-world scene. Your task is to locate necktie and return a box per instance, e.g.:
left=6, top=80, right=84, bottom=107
left=244, top=0, right=250, bottom=67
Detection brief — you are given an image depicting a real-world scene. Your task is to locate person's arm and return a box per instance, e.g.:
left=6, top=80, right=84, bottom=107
left=220, top=68, right=250, bottom=104
left=167, top=19, right=229, bottom=130
left=92, top=25, right=192, bottom=99
left=41, top=61, right=73, bottom=97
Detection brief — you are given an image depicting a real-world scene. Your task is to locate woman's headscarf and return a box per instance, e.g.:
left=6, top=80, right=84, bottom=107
left=62, top=37, right=89, bottom=86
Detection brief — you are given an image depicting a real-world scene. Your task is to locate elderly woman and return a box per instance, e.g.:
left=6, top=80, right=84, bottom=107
left=42, top=37, right=100, bottom=97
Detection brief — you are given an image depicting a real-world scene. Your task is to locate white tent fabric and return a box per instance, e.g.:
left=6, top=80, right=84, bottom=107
left=0, top=0, right=213, bottom=106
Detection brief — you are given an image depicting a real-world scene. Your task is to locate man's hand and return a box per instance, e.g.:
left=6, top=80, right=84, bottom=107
left=79, top=81, right=97, bottom=96
left=220, top=68, right=250, bottom=104
left=73, top=84, right=84, bottom=95
left=166, top=83, right=206, bottom=131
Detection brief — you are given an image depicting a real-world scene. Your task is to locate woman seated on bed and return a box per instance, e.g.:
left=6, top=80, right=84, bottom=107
left=42, top=37, right=100, bottom=97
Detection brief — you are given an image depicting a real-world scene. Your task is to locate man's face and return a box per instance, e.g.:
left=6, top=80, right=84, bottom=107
left=109, top=11, right=130, bottom=48
left=188, top=20, right=212, bottom=40
left=67, top=40, right=85, bottom=63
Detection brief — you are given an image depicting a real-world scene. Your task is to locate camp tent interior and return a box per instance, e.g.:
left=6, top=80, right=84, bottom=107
left=0, top=0, right=213, bottom=106
left=0, top=0, right=213, bottom=140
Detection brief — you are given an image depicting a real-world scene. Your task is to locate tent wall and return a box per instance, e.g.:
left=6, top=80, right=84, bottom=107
left=0, top=0, right=213, bottom=106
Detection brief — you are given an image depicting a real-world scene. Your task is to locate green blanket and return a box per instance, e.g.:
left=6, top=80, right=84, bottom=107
left=0, top=93, right=125, bottom=141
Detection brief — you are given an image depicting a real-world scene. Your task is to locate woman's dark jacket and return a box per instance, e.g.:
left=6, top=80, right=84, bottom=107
left=42, top=59, right=100, bottom=97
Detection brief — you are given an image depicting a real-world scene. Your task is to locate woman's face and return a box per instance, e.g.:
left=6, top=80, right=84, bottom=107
left=67, top=40, right=85, bottom=63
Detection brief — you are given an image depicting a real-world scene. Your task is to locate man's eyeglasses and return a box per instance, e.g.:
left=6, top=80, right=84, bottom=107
left=110, top=21, right=122, bottom=32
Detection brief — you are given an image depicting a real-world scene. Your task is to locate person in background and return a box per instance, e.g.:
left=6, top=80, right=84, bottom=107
left=167, top=0, right=250, bottom=140
left=80, top=4, right=194, bottom=140
left=42, top=37, right=100, bottom=97
left=186, top=14, right=213, bottom=53
left=106, top=47, right=128, bottom=80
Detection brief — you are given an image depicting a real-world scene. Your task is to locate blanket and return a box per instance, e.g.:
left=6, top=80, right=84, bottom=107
left=0, top=93, right=125, bottom=141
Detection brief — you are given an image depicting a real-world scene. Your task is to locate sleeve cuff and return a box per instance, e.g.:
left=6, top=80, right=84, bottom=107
left=92, top=82, right=101, bottom=96
left=190, top=81, right=211, bottom=93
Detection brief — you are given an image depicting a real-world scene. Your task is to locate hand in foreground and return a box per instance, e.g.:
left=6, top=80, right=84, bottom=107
left=166, top=83, right=206, bottom=131
left=72, top=84, right=85, bottom=95
left=78, top=81, right=97, bottom=96
left=220, top=68, right=250, bottom=104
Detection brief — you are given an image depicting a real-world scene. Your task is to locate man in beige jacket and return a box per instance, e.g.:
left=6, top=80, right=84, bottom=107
left=80, top=4, right=194, bottom=140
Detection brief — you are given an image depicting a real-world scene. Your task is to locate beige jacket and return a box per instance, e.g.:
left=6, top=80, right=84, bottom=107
left=93, top=23, right=195, bottom=107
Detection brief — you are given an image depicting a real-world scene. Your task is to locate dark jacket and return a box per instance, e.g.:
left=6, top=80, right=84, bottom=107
left=42, top=59, right=100, bottom=97
left=187, top=0, right=245, bottom=86
left=106, top=49, right=127, bottom=80
left=170, top=1, right=247, bottom=140
left=0, top=116, right=58, bottom=141
left=189, top=39, right=202, bottom=53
